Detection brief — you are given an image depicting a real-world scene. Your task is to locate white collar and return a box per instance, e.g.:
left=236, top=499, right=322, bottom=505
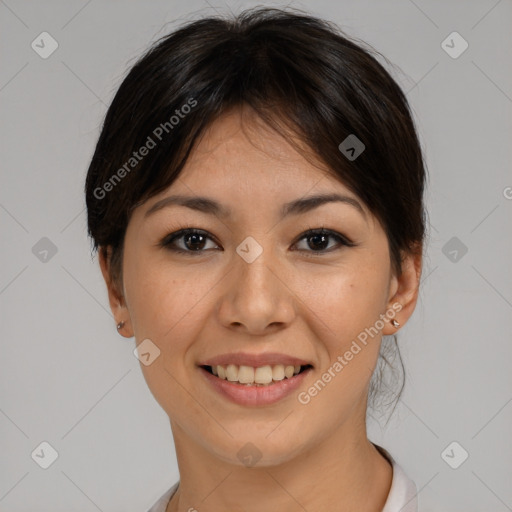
left=373, top=443, right=418, bottom=512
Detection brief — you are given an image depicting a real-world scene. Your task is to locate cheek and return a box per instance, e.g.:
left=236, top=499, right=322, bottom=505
left=123, top=256, right=216, bottom=410
left=294, top=269, right=389, bottom=423
left=124, top=253, right=217, bottom=346
left=305, top=265, right=389, bottom=336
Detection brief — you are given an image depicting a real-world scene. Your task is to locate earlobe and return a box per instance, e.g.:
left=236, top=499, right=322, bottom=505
left=98, top=246, right=133, bottom=337
left=382, top=248, right=422, bottom=336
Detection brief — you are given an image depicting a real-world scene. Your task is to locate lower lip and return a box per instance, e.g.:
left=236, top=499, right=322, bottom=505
left=199, top=366, right=312, bottom=406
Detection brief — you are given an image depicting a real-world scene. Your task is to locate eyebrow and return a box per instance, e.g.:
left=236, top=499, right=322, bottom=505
left=144, top=193, right=367, bottom=221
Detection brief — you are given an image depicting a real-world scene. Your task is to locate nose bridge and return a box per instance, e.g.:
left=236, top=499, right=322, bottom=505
left=219, top=233, right=295, bottom=332
left=236, top=234, right=281, bottom=304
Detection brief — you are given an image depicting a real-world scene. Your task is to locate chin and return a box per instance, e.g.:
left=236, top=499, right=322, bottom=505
left=205, top=431, right=308, bottom=468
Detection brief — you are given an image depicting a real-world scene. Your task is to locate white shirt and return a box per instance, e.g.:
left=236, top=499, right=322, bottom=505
left=145, top=443, right=418, bottom=512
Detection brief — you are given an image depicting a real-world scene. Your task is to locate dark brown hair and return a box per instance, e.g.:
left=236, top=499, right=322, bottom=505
left=85, top=6, right=429, bottom=418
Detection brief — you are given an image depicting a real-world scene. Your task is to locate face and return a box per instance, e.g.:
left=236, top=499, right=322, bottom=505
left=101, top=106, right=420, bottom=467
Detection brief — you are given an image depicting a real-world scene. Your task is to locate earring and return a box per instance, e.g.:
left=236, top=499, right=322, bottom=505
left=116, top=321, right=125, bottom=331
left=391, top=319, right=400, bottom=328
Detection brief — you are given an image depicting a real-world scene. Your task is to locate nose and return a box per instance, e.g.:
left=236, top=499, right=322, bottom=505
left=216, top=248, right=296, bottom=335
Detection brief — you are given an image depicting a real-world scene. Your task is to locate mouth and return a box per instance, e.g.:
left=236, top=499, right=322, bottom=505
left=200, top=363, right=314, bottom=387
left=199, top=362, right=313, bottom=406
left=197, top=352, right=315, bottom=406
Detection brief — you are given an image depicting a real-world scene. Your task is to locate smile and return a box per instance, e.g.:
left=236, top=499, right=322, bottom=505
left=199, top=364, right=313, bottom=406
left=203, top=363, right=312, bottom=385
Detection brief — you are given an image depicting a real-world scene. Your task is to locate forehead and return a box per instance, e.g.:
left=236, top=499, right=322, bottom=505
left=178, top=107, right=344, bottom=193
left=136, top=106, right=374, bottom=230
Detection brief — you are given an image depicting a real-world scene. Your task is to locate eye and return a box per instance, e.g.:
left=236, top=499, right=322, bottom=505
left=292, top=228, right=356, bottom=256
left=159, top=227, right=356, bottom=256
left=159, top=228, right=220, bottom=254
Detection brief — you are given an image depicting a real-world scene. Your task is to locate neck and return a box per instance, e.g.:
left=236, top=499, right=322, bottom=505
left=165, top=414, right=392, bottom=512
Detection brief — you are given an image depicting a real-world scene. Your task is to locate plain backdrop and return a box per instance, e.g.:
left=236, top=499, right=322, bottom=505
left=1, top=0, right=511, bottom=511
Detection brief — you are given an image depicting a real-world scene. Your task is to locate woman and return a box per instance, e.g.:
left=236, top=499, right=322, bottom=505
left=85, top=7, right=427, bottom=511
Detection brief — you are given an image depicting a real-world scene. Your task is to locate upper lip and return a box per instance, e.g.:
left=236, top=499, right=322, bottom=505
left=199, top=352, right=313, bottom=368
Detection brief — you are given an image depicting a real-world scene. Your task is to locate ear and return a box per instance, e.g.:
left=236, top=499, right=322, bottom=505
left=381, top=246, right=422, bottom=336
left=98, top=245, right=133, bottom=337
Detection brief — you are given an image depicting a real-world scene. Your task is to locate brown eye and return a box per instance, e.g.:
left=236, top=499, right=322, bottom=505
left=160, top=227, right=355, bottom=256
left=161, top=229, right=219, bottom=254
left=293, top=229, right=355, bottom=255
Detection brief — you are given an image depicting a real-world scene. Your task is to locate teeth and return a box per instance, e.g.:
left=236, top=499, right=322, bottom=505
left=208, top=363, right=305, bottom=385
left=254, top=366, right=273, bottom=384
left=284, top=365, right=295, bottom=379
left=226, top=364, right=239, bottom=382
left=237, top=365, right=254, bottom=384
left=272, top=364, right=285, bottom=381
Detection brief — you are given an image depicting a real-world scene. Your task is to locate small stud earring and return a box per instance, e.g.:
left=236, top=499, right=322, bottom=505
left=116, top=321, right=125, bottom=331
left=391, top=319, right=400, bottom=328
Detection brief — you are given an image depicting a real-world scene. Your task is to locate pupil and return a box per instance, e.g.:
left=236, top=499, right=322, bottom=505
left=309, top=234, right=328, bottom=250
left=185, top=233, right=205, bottom=251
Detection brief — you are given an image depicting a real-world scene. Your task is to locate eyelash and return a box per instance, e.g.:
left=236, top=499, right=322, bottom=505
left=158, top=226, right=356, bottom=257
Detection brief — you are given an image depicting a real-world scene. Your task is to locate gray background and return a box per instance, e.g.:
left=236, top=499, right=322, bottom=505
left=1, top=0, right=511, bottom=510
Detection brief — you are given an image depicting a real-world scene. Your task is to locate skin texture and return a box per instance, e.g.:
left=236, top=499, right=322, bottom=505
left=99, top=106, right=422, bottom=511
